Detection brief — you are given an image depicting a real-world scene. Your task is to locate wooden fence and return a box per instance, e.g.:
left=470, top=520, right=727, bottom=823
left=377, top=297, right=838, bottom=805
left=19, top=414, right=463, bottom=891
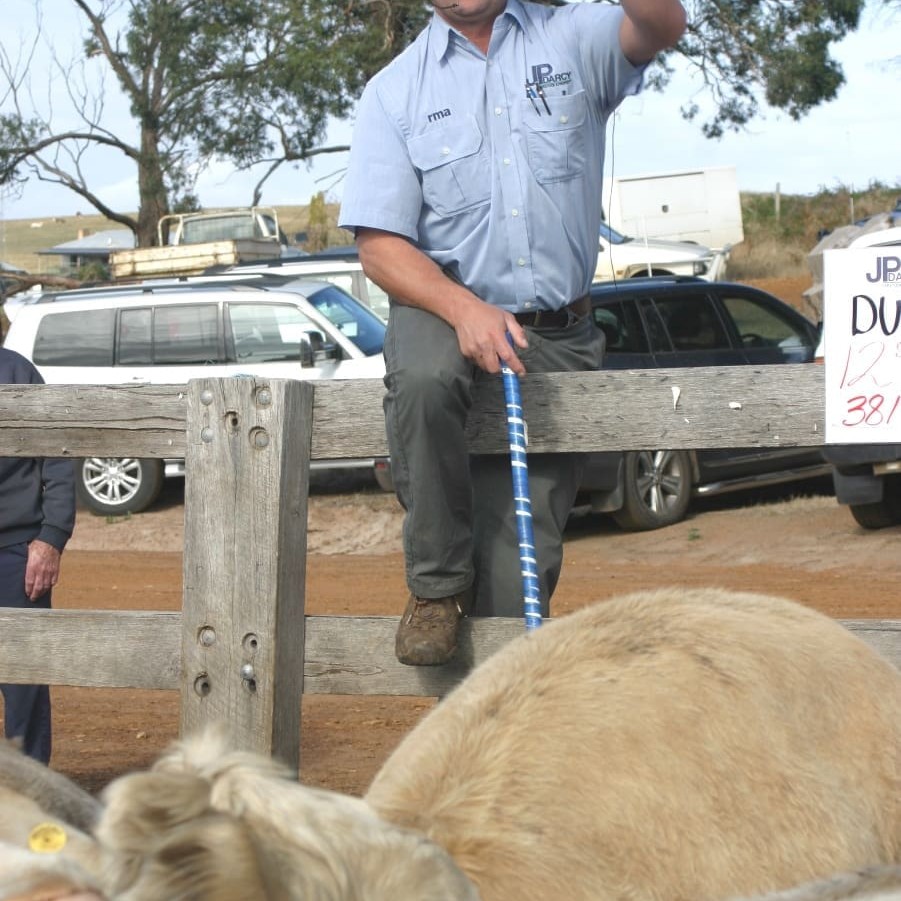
left=0, top=366, right=898, bottom=771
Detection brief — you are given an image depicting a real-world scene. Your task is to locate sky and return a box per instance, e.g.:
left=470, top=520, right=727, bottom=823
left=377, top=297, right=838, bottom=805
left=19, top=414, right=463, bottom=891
left=1, top=0, right=899, bottom=223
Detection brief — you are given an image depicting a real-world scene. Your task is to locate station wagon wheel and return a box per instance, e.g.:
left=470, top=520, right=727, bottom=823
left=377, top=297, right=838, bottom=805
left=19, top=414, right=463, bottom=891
left=612, top=449, right=692, bottom=531
left=76, top=457, right=165, bottom=516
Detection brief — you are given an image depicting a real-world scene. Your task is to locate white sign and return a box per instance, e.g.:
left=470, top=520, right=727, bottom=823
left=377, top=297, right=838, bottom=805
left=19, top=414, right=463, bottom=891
left=824, top=247, right=901, bottom=443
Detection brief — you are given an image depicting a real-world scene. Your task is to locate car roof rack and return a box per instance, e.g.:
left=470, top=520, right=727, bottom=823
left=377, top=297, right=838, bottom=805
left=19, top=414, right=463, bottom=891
left=591, top=274, right=707, bottom=291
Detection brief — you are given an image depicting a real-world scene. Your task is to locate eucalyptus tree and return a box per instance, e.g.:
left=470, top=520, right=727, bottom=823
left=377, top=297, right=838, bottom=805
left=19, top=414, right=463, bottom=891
left=0, top=0, right=427, bottom=245
left=0, top=0, right=874, bottom=244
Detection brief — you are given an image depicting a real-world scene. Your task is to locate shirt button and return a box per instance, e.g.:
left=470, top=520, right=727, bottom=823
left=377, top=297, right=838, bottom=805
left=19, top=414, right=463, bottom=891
left=559, top=115, right=569, bottom=124
left=442, top=147, right=450, bottom=156
left=503, top=158, right=511, bottom=165
left=518, top=258, right=526, bottom=267
left=511, top=209, right=519, bottom=217
left=494, top=107, right=503, bottom=116
left=524, top=300, right=533, bottom=307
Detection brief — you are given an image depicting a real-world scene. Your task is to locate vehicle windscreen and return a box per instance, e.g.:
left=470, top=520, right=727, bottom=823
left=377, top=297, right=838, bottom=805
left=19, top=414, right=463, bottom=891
left=306, top=284, right=385, bottom=356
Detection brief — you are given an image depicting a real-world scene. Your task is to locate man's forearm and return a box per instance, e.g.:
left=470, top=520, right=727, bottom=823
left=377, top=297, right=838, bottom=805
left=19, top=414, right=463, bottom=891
left=355, top=228, right=529, bottom=375
left=355, top=229, right=483, bottom=330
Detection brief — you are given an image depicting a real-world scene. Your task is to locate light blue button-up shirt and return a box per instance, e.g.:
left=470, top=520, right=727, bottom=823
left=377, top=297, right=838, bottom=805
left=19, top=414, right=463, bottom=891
left=338, top=0, right=644, bottom=313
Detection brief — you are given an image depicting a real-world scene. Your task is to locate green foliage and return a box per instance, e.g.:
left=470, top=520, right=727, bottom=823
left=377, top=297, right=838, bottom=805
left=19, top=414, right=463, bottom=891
left=742, top=180, right=900, bottom=247
left=77, top=260, right=110, bottom=283
left=672, top=0, right=863, bottom=136
left=0, top=113, right=43, bottom=186
left=0, top=0, right=430, bottom=245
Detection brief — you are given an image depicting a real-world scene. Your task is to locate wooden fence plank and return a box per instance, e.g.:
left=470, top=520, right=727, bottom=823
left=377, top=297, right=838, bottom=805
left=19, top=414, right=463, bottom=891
left=0, top=365, right=826, bottom=459
left=0, top=611, right=180, bottom=688
left=1, top=614, right=896, bottom=693
left=179, top=378, right=312, bottom=769
left=0, top=383, right=188, bottom=456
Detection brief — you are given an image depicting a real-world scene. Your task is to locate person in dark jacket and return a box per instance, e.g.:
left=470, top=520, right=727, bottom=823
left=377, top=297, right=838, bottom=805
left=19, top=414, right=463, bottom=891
left=0, top=347, right=76, bottom=763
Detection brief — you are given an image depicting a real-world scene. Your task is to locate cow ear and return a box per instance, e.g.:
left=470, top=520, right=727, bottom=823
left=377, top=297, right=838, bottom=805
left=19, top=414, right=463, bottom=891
left=98, top=770, right=213, bottom=849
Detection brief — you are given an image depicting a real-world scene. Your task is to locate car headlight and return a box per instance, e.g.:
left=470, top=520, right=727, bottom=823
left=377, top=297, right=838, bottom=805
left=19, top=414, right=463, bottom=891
left=693, top=261, right=709, bottom=276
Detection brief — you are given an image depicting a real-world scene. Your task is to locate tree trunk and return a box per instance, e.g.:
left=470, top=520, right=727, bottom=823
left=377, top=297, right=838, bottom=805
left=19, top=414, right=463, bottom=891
left=136, top=125, right=169, bottom=248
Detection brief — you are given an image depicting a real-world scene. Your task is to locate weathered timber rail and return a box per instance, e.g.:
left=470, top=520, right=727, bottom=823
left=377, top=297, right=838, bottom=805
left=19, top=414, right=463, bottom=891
left=0, top=365, right=897, bottom=771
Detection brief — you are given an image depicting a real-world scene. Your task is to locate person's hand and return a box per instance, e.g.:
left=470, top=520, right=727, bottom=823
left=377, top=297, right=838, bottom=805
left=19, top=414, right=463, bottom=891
left=450, top=297, right=529, bottom=375
left=24, top=540, right=62, bottom=602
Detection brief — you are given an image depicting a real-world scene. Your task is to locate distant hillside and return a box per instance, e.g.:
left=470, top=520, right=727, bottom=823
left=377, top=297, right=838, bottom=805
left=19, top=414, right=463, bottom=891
left=0, top=204, right=352, bottom=279
left=2, top=182, right=898, bottom=282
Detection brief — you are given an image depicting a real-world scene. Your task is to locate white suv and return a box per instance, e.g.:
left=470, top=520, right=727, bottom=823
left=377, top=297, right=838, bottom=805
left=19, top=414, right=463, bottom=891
left=4, top=278, right=388, bottom=514
left=222, top=252, right=390, bottom=320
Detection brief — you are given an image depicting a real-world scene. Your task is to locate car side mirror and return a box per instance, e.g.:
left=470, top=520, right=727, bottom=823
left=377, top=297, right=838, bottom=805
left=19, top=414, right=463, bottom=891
left=299, top=337, right=315, bottom=367
left=302, top=330, right=341, bottom=365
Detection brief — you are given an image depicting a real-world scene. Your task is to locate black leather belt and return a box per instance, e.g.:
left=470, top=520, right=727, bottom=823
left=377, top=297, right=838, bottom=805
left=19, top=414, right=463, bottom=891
left=512, top=294, right=591, bottom=328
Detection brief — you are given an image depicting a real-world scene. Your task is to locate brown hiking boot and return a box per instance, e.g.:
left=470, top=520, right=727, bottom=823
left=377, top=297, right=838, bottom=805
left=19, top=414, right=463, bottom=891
left=395, top=593, right=467, bottom=666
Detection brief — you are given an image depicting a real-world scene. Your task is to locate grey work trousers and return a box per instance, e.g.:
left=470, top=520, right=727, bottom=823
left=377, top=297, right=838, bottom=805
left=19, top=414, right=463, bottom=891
left=382, top=303, right=604, bottom=618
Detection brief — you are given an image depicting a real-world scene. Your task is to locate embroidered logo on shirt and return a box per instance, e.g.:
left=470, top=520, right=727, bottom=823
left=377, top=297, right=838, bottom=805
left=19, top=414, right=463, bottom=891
left=530, top=64, right=572, bottom=88
left=428, top=108, right=452, bottom=123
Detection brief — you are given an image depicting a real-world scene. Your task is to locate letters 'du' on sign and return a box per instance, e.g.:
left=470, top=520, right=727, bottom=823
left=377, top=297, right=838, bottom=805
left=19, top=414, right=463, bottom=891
left=823, top=247, right=901, bottom=443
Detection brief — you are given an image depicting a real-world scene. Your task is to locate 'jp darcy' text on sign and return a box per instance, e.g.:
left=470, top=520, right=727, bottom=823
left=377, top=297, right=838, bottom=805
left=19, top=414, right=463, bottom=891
left=824, top=248, right=901, bottom=443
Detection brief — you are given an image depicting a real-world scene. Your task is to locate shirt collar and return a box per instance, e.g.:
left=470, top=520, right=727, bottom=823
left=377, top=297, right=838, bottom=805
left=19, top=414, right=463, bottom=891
left=427, top=0, right=526, bottom=62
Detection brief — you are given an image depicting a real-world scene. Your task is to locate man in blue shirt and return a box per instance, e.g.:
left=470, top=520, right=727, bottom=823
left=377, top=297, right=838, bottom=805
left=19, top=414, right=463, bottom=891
left=0, top=347, right=76, bottom=762
left=339, top=0, right=686, bottom=665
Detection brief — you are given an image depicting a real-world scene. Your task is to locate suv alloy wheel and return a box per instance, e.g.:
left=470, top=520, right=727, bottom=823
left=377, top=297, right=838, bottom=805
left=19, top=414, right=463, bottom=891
left=76, top=457, right=165, bottom=516
left=612, top=449, right=693, bottom=531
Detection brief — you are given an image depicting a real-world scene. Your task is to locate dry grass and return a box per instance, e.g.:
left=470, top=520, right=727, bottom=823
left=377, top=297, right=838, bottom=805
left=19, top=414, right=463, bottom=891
left=0, top=205, right=352, bottom=279
left=0, top=211, right=115, bottom=275
left=729, top=181, right=900, bottom=279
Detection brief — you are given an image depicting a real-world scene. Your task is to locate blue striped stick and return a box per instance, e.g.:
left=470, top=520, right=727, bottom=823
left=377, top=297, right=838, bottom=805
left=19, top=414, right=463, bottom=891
left=500, top=352, right=542, bottom=631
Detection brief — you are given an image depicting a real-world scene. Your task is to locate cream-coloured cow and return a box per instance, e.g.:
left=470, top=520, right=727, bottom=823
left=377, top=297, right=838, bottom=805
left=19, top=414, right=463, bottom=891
left=93, top=589, right=901, bottom=900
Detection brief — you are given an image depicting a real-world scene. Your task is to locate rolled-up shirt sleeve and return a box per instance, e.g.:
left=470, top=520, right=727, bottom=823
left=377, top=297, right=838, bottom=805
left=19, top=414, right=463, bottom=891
left=338, top=80, right=423, bottom=241
left=570, top=5, right=646, bottom=113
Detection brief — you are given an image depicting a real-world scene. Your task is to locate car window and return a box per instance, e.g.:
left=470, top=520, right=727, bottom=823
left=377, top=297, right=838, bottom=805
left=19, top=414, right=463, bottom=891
left=32, top=308, right=116, bottom=366
left=305, top=284, right=385, bottom=356
left=182, top=216, right=259, bottom=243
left=151, top=304, right=220, bottom=364
left=638, top=297, right=672, bottom=353
left=226, top=302, right=316, bottom=363
left=653, top=295, right=731, bottom=352
left=592, top=300, right=649, bottom=353
left=720, top=294, right=809, bottom=354
left=119, top=307, right=153, bottom=364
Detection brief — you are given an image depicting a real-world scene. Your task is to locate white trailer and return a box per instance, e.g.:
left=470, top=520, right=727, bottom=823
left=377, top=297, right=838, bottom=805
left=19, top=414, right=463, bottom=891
left=604, top=166, right=744, bottom=251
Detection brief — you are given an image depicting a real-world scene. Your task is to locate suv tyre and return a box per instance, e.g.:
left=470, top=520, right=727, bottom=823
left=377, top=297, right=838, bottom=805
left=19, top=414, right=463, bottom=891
left=849, top=474, right=901, bottom=530
left=612, top=449, right=692, bottom=531
left=76, top=457, right=165, bottom=516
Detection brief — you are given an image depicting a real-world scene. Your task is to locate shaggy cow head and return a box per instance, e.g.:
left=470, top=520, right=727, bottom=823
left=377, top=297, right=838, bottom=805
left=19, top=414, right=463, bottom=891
left=96, top=728, right=481, bottom=901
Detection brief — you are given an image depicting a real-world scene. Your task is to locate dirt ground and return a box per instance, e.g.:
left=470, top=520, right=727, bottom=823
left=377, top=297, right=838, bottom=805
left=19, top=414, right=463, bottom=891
left=22, top=277, right=901, bottom=799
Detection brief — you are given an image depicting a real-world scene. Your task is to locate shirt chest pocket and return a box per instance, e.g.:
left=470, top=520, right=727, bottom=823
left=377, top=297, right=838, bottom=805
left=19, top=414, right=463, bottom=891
left=523, top=90, right=588, bottom=184
left=407, top=116, right=491, bottom=217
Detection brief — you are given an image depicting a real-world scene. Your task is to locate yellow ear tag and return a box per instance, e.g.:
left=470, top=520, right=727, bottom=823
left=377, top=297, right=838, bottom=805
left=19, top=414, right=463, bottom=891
left=28, top=822, right=68, bottom=853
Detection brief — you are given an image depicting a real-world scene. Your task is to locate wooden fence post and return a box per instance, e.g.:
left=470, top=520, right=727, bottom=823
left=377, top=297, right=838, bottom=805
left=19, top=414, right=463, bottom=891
left=180, top=377, right=312, bottom=771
